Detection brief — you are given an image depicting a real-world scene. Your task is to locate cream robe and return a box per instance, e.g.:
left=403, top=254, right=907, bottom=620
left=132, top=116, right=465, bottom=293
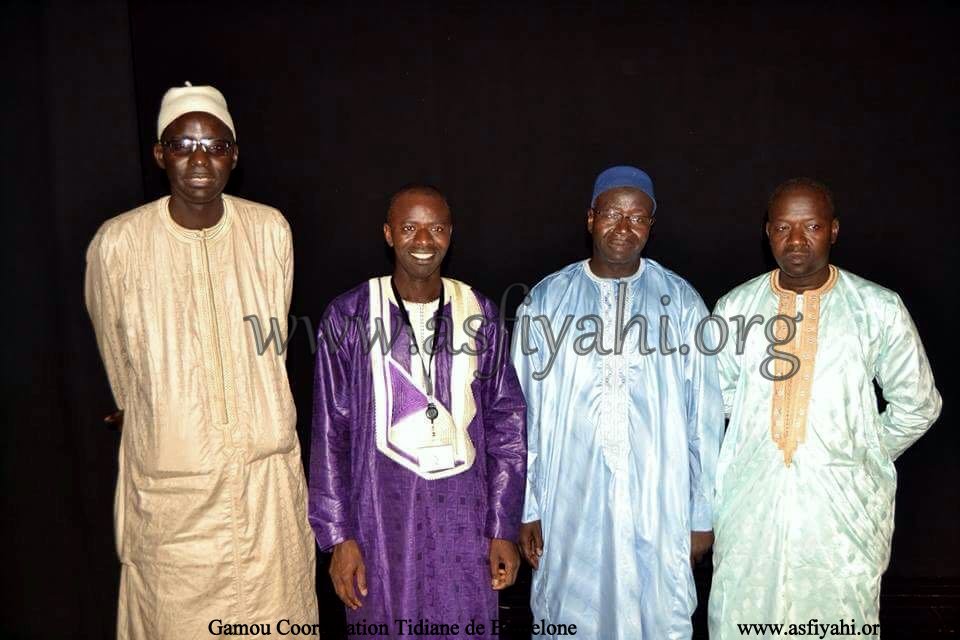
left=85, top=195, right=318, bottom=639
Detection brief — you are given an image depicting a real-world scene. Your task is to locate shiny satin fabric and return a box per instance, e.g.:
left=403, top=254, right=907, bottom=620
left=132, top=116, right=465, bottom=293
left=85, top=195, right=318, bottom=639
left=511, top=259, right=724, bottom=640
left=309, top=280, right=526, bottom=639
left=708, top=268, right=942, bottom=639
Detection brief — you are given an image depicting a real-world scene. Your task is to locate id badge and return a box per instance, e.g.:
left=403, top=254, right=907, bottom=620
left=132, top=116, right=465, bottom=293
left=418, top=444, right=456, bottom=473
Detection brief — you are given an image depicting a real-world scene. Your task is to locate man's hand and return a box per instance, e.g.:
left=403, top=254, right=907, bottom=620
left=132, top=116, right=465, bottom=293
left=518, top=520, right=544, bottom=570
left=104, top=409, right=123, bottom=432
left=330, top=539, right=367, bottom=610
left=489, top=538, right=520, bottom=590
left=691, top=530, right=714, bottom=567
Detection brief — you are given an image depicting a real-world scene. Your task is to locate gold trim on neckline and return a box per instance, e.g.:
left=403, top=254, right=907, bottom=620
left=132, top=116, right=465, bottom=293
left=768, top=264, right=839, bottom=466
left=770, top=265, right=839, bottom=297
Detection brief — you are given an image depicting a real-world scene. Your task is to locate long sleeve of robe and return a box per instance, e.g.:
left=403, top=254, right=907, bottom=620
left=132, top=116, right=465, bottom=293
left=708, top=267, right=942, bottom=639
left=85, top=195, right=318, bottom=640
left=512, top=259, right=724, bottom=640
left=308, top=279, right=526, bottom=639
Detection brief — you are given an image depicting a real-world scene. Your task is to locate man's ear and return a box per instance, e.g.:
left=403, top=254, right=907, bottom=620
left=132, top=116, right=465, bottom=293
left=153, top=142, right=165, bottom=169
left=830, top=218, right=840, bottom=245
left=764, top=221, right=771, bottom=239
left=586, top=209, right=595, bottom=234
left=231, top=144, right=239, bottom=170
left=383, top=223, right=394, bottom=247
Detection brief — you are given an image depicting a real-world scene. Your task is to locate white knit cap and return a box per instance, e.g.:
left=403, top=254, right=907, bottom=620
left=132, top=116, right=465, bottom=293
left=156, top=81, right=236, bottom=140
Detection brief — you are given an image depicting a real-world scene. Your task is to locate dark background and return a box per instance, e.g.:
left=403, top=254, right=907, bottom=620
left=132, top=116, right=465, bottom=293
left=2, top=1, right=957, bottom=638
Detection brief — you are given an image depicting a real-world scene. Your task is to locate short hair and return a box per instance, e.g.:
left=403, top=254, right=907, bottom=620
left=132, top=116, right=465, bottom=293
left=387, top=184, right=448, bottom=219
left=767, top=177, right=835, bottom=218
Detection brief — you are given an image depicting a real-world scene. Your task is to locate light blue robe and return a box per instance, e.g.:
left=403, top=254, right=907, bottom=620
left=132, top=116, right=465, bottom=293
left=708, top=267, right=942, bottom=639
left=511, top=259, right=724, bottom=639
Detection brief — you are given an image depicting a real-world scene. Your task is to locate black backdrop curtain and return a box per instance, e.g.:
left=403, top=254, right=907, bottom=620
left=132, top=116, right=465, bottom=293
left=2, top=1, right=957, bottom=638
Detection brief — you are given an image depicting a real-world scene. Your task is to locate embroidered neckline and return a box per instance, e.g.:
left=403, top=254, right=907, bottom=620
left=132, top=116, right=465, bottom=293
left=768, top=265, right=839, bottom=466
left=582, top=258, right=646, bottom=284
left=770, top=265, right=839, bottom=298
left=159, top=194, right=233, bottom=242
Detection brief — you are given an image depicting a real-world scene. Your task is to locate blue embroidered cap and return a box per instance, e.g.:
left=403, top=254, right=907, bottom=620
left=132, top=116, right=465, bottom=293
left=591, top=165, right=657, bottom=213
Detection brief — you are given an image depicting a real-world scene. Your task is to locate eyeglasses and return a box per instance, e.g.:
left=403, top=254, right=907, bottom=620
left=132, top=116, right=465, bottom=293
left=159, top=137, right=235, bottom=157
left=592, top=208, right=655, bottom=227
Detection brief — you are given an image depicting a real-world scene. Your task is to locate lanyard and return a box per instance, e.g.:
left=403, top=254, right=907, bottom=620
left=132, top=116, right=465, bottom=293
left=390, top=278, right=444, bottom=423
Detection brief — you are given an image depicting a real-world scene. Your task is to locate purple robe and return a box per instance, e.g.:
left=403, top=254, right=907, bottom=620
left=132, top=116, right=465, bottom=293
left=309, top=280, right=527, bottom=639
